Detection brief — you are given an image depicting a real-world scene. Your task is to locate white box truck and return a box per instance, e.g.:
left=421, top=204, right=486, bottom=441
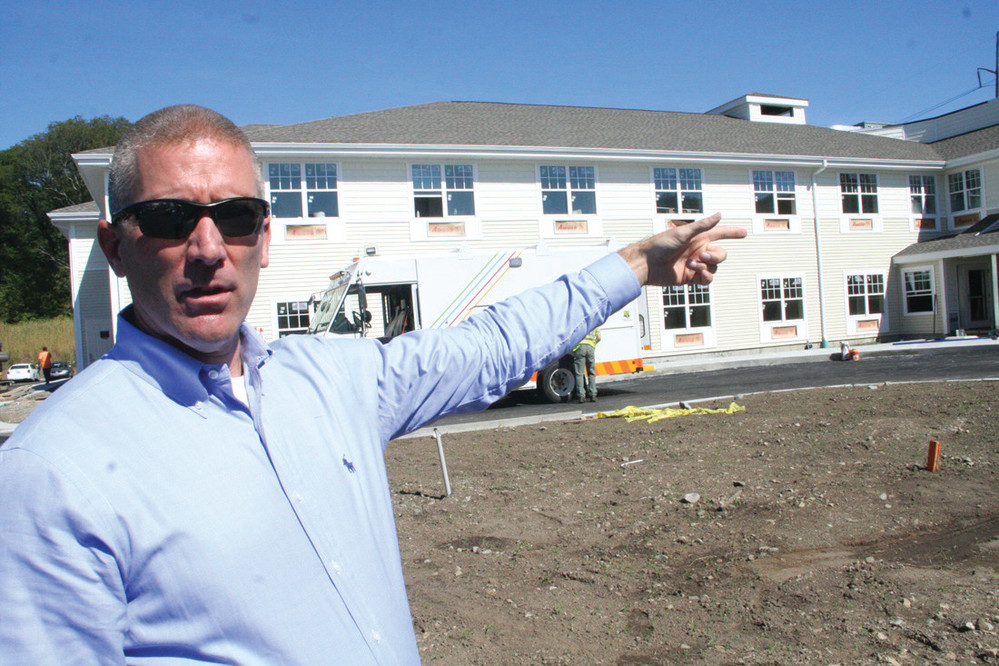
left=307, top=245, right=647, bottom=402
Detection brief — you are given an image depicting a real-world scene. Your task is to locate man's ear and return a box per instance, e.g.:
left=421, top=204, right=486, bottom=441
left=259, top=217, right=271, bottom=269
left=97, top=219, right=127, bottom=277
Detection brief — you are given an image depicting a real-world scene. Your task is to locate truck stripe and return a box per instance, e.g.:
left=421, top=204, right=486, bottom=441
left=433, top=250, right=520, bottom=327
left=428, top=252, right=504, bottom=328
left=449, top=251, right=522, bottom=325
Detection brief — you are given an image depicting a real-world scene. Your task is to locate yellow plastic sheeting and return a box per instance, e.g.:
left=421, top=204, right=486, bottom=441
left=596, top=402, right=745, bottom=423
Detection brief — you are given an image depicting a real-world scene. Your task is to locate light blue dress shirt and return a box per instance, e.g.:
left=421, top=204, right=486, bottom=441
left=0, top=254, right=639, bottom=664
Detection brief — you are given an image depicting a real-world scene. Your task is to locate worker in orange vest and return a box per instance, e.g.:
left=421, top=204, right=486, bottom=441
left=37, top=346, right=53, bottom=384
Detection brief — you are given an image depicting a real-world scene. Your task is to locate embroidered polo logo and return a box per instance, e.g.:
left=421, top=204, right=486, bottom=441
left=342, top=455, right=356, bottom=473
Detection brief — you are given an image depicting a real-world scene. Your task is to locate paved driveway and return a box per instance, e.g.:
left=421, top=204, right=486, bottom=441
left=419, top=338, right=999, bottom=435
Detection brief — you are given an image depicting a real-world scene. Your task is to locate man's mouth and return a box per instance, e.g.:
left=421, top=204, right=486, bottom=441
left=180, top=285, right=232, bottom=310
left=186, top=285, right=227, bottom=296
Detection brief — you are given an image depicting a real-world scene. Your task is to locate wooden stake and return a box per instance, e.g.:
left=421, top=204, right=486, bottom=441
left=926, top=440, right=942, bottom=472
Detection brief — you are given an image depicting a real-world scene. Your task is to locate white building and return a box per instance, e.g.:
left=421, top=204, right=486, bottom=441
left=52, top=93, right=999, bottom=370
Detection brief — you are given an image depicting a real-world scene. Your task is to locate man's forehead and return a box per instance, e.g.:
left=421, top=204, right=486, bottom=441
left=134, top=140, right=259, bottom=185
left=136, top=137, right=251, bottom=162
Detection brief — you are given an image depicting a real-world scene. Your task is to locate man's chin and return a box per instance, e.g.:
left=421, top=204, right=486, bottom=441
left=172, top=318, right=243, bottom=360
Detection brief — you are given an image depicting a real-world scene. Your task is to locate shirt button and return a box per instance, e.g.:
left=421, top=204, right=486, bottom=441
left=294, top=492, right=303, bottom=503
left=331, top=561, right=342, bottom=575
left=371, top=629, right=381, bottom=643
left=208, top=369, right=220, bottom=380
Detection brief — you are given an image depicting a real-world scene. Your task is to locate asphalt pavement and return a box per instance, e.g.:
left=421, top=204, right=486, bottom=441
left=406, top=336, right=999, bottom=438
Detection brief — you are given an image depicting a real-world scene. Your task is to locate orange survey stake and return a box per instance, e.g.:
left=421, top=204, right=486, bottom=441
left=926, top=440, right=942, bottom=472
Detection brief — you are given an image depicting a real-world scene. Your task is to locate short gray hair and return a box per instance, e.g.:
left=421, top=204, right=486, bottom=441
left=108, top=105, right=263, bottom=215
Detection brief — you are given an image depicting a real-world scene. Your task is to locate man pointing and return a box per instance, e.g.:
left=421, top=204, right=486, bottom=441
left=0, top=104, right=745, bottom=663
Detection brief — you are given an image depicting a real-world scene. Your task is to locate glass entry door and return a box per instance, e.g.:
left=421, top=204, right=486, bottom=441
left=958, top=266, right=992, bottom=330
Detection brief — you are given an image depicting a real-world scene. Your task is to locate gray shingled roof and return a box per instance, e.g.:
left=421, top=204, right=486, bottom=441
left=895, top=214, right=999, bottom=258
left=929, top=124, right=999, bottom=160
left=242, top=101, right=942, bottom=161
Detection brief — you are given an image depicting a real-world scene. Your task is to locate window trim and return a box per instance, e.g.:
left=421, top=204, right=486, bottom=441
left=409, top=163, right=477, bottom=220
left=274, top=299, right=312, bottom=337
left=538, top=164, right=598, bottom=217
left=948, top=168, right=983, bottom=227
left=902, top=266, right=936, bottom=315
left=267, top=161, right=340, bottom=220
left=844, top=271, right=887, bottom=335
left=265, top=161, right=344, bottom=244
left=537, top=164, right=602, bottom=238
left=658, top=283, right=716, bottom=350
left=405, top=163, right=481, bottom=241
left=757, top=273, right=807, bottom=342
left=908, top=175, right=938, bottom=232
left=748, top=169, right=801, bottom=234
left=838, top=171, right=882, bottom=232
left=651, top=166, right=705, bottom=222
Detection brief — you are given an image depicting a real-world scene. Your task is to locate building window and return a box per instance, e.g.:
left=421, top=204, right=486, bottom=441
left=654, top=168, right=703, bottom=214
left=276, top=301, right=311, bottom=336
left=903, top=269, right=934, bottom=313
left=909, top=176, right=936, bottom=216
left=412, top=164, right=475, bottom=217
left=268, top=163, right=338, bottom=219
left=663, top=284, right=711, bottom=329
left=909, top=175, right=936, bottom=227
left=760, top=277, right=804, bottom=322
left=540, top=165, right=596, bottom=215
left=840, top=173, right=879, bottom=214
left=753, top=170, right=796, bottom=215
left=847, top=274, right=885, bottom=316
left=948, top=169, right=981, bottom=213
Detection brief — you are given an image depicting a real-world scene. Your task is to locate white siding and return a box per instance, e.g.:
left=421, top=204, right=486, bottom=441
left=69, top=147, right=986, bottom=362
left=599, top=164, right=654, bottom=221
left=890, top=98, right=999, bottom=142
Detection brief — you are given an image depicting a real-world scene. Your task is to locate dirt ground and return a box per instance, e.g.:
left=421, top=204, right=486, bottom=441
left=388, top=381, right=999, bottom=665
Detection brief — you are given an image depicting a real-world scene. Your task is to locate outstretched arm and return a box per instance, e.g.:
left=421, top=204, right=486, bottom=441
left=617, top=213, right=746, bottom=287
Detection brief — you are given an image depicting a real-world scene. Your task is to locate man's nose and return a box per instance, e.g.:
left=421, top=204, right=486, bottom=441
left=186, top=215, right=226, bottom=264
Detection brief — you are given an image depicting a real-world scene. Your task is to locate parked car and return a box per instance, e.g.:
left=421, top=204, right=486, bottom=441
left=49, top=361, right=74, bottom=380
left=6, top=363, right=40, bottom=382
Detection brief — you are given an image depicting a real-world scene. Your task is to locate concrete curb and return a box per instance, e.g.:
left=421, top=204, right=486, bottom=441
left=399, top=408, right=585, bottom=440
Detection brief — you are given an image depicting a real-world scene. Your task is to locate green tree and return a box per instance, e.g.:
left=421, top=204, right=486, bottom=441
left=0, top=116, right=131, bottom=322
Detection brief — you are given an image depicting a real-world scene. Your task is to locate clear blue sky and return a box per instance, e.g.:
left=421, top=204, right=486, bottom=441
left=2, top=0, right=998, bottom=150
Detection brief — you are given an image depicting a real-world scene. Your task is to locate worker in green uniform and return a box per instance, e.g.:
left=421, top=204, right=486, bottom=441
left=572, top=328, right=601, bottom=403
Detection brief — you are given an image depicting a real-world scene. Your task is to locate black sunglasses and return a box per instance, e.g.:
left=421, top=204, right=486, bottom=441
left=111, top=197, right=269, bottom=239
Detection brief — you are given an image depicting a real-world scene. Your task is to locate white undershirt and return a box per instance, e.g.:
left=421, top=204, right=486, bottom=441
left=230, top=375, right=248, bottom=406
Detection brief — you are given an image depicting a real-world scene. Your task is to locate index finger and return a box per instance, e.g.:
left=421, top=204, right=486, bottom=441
left=674, top=213, right=747, bottom=246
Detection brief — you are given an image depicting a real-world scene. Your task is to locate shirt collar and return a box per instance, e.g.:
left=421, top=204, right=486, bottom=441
left=107, top=307, right=272, bottom=408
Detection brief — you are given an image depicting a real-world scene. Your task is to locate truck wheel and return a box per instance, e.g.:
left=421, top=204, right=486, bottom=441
left=538, top=363, right=575, bottom=403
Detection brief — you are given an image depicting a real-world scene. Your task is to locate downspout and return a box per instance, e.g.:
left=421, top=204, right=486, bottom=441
left=811, top=160, right=829, bottom=348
